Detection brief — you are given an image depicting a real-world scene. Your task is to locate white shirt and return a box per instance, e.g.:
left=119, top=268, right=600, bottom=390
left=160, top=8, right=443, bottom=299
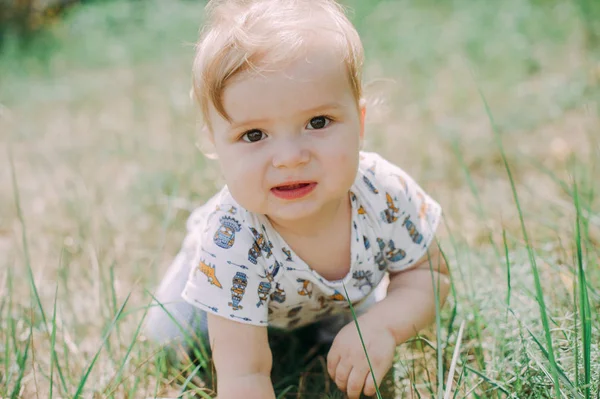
left=182, top=151, right=442, bottom=330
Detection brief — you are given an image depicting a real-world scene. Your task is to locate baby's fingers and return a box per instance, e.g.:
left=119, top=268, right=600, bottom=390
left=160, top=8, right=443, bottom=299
left=334, top=361, right=352, bottom=392
left=326, top=350, right=341, bottom=380
left=363, top=365, right=390, bottom=397
left=346, top=364, right=370, bottom=399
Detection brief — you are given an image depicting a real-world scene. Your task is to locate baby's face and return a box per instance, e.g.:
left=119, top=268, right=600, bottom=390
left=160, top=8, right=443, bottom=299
left=208, top=47, right=364, bottom=226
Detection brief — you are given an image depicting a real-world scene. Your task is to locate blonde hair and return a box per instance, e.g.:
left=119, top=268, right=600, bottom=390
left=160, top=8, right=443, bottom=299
left=191, top=0, right=364, bottom=131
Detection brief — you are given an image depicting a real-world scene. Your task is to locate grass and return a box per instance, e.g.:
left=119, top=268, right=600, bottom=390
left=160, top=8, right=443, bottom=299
left=1, top=0, right=600, bottom=397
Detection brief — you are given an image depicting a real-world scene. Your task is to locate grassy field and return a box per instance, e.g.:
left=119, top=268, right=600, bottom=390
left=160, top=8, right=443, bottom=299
left=1, top=0, right=599, bottom=397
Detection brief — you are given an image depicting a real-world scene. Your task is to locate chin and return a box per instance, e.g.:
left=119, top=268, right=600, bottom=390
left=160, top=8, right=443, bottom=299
left=269, top=203, right=322, bottom=222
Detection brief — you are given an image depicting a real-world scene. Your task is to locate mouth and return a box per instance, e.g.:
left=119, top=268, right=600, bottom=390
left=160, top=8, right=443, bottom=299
left=271, top=182, right=317, bottom=200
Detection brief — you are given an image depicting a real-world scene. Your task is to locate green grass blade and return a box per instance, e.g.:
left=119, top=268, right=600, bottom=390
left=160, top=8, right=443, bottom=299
left=428, top=245, right=444, bottom=398
left=7, top=144, right=50, bottom=327
left=73, top=291, right=132, bottom=398
left=501, top=228, right=511, bottom=320
left=276, top=385, right=295, bottom=399
left=8, top=142, right=71, bottom=394
left=3, top=265, right=14, bottom=394
left=525, top=328, right=582, bottom=398
left=179, top=362, right=203, bottom=396
left=341, top=282, right=382, bottom=399
left=475, top=83, right=561, bottom=398
left=49, top=284, right=58, bottom=399
left=463, top=366, right=510, bottom=396
left=104, top=302, right=149, bottom=395
left=573, top=179, right=592, bottom=398
left=10, top=329, right=31, bottom=399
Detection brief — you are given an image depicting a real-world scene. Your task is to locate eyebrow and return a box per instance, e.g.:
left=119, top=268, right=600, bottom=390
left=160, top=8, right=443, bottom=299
left=228, top=102, right=344, bottom=130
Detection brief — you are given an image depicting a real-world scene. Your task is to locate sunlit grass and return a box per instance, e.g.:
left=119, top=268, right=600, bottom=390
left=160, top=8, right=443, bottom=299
left=1, top=0, right=599, bottom=397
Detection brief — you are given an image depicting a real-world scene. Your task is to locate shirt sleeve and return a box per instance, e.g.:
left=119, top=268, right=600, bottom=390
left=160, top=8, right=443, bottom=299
left=181, top=206, right=271, bottom=326
left=369, top=153, right=442, bottom=273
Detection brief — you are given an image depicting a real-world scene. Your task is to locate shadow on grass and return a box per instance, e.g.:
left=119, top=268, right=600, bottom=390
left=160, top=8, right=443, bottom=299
left=173, top=323, right=394, bottom=398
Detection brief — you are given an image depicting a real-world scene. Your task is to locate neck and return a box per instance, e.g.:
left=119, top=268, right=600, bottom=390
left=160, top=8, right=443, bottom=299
left=267, top=194, right=351, bottom=238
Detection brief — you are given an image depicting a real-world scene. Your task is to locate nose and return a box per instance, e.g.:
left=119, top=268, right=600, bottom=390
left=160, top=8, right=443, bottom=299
left=272, top=137, right=310, bottom=169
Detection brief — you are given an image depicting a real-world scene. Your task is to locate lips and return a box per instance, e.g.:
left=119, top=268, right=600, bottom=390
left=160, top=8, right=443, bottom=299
left=271, top=182, right=317, bottom=200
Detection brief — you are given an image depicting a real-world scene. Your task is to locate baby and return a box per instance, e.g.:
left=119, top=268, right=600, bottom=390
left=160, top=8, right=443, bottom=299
left=145, top=0, right=450, bottom=397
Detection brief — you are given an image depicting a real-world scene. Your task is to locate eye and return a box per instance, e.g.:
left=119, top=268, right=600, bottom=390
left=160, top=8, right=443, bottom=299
left=242, top=129, right=267, bottom=143
left=306, top=116, right=331, bottom=130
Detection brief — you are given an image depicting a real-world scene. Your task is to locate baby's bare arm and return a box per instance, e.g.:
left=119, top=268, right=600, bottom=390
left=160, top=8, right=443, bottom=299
left=207, top=313, right=275, bottom=399
left=327, top=243, right=450, bottom=397
left=362, top=242, right=450, bottom=344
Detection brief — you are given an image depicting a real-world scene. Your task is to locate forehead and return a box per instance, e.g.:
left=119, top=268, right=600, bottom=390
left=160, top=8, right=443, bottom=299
left=220, top=47, right=356, bottom=124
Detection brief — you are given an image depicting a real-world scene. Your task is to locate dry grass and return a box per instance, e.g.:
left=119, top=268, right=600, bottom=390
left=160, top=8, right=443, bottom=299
left=1, top=0, right=599, bottom=397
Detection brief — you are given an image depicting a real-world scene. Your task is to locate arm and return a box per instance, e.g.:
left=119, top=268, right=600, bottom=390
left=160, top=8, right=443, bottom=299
left=207, top=313, right=275, bottom=399
left=327, top=242, right=450, bottom=398
left=360, top=242, right=450, bottom=345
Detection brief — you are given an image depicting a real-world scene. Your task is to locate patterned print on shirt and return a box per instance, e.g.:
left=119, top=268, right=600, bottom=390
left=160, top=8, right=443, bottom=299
left=329, top=290, right=345, bottom=301
left=374, top=238, right=387, bottom=270
left=228, top=272, right=247, bottom=311
left=248, top=227, right=274, bottom=264
left=215, top=205, right=238, bottom=215
left=270, top=282, right=287, bottom=303
left=190, top=297, right=218, bottom=313
left=402, top=215, right=424, bottom=245
left=282, top=247, right=293, bottom=261
left=230, top=314, right=252, bottom=322
left=213, top=216, right=242, bottom=249
left=381, top=193, right=400, bottom=224
left=198, top=261, right=223, bottom=288
left=352, top=270, right=374, bottom=291
left=385, top=239, right=407, bottom=262
left=297, top=279, right=313, bottom=298
left=287, top=306, right=302, bottom=318
left=256, top=281, right=271, bottom=307
left=396, top=173, right=408, bottom=194
left=363, top=175, right=379, bottom=194
left=416, top=191, right=429, bottom=220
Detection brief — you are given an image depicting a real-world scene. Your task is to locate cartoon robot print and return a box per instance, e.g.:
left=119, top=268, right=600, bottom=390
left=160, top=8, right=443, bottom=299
left=256, top=281, right=271, bottom=307
left=402, top=215, right=424, bottom=245
left=213, top=216, right=242, bottom=249
left=385, top=239, right=406, bottom=262
left=270, top=282, right=286, bottom=304
left=255, top=261, right=282, bottom=307
left=352, top=270, right=374, bottom=291
left=228, top=272, right=248, bottom=311
left=380, top=192, right=399, bottom=224
left=248, top=227, right=274, bottom=264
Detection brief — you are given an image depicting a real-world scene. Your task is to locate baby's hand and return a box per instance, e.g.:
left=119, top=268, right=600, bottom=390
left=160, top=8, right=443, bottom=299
left=327, top=319, right=396, bottom=398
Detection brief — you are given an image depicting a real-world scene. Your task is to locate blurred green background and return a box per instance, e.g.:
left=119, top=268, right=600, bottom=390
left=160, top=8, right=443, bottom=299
left=1, top=0, right=599, bottom=398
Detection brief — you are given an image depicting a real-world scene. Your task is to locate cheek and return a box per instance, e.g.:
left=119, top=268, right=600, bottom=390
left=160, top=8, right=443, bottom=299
left=215, top=145, right=264, bottom=187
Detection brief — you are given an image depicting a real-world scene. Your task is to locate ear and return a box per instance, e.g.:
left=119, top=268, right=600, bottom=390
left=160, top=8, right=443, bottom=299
left=359, top=98, right=367, bottom=143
